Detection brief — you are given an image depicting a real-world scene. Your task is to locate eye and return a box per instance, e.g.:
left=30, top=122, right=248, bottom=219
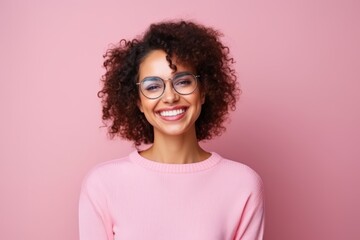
left=141, top=78, right=163, bottom=92
left=173, top=75, right=195, bottom=87
left=145, top=84, right=162, bottom=91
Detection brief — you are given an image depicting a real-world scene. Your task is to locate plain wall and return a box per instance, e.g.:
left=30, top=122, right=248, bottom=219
left=1, top=0, right=359, bottom=239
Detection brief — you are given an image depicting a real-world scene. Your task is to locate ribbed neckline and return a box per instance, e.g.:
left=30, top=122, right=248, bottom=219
left=129, top=150, right=222, bottom=173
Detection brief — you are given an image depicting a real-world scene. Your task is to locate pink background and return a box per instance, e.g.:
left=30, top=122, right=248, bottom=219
left=1, top=0, right=359, bottom=239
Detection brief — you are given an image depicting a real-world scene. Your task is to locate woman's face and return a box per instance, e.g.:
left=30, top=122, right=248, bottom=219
left=137, top=50, right=204, bottom=139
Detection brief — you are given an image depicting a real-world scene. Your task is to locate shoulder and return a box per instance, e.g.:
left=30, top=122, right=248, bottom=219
left=81, top=153, right=134, bottom=189
left=214, top=152, right=264, bottom=195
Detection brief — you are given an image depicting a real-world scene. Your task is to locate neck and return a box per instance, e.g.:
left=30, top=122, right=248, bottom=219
left=140, top=129, right=210, bottom=164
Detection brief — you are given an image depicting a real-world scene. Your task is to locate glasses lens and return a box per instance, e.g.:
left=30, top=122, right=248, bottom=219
left=172, top=73, right=197, bottom=95
left=140, top=77, right=164, bottom=99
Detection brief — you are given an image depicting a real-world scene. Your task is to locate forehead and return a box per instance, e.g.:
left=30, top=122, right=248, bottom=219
left=139, top=50, right=194, bottom=79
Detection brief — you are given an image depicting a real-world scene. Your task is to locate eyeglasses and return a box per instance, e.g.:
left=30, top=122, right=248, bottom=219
left=137, top=72, right=199, bottom=99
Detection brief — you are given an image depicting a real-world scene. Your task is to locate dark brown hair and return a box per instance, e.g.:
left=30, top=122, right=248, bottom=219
left=98, top=20, right=239, bottom=146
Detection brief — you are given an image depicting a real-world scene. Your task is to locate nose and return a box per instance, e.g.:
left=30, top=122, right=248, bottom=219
left=161, top=81, right=179, bottom=103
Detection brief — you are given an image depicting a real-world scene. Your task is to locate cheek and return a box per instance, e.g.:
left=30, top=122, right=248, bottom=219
left=194, top=90, right=205, bottom=105
left=137, top=95, right=151, bottom=113
left=190, top=94, right=204, bottom=118
left=138, top=97, right=157, bottom=115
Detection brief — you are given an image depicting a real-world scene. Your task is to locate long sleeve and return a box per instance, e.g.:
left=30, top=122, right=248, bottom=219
left=79, top=171, right=113, bottom=240
left=78, top=151, right=265, bottom=240
left=234, top=180, right=265, bottom=240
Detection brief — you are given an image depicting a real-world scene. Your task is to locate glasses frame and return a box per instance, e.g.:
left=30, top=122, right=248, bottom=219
left=136, top=72, right=200, bottom=99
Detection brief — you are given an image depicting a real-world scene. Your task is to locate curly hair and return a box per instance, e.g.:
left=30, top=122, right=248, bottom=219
left=98, top=20, right=240, bottom=146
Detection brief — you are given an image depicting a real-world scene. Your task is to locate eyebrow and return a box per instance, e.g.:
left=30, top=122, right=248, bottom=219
left=141, top=71, right=194, bottom=81
left=141, top=76, right=162, bottom=82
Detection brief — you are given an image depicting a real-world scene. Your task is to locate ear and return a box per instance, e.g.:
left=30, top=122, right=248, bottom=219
left=201, top=92, right=205, bottom=105
left=137, top=100, right=144, bottom=112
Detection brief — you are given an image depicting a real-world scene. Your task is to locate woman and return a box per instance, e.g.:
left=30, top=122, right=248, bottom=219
left=79, top=20, right=264, bottom=240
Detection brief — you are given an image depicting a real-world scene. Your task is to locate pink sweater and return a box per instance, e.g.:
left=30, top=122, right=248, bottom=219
left=79, top=151, right=264, bottom=240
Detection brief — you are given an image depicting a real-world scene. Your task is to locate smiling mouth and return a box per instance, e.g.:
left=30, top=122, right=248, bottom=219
left=158, top=108, right=186, bottom=117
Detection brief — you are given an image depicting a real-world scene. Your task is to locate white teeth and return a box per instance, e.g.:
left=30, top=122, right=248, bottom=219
left=159, top=109, right=185, bottom=117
